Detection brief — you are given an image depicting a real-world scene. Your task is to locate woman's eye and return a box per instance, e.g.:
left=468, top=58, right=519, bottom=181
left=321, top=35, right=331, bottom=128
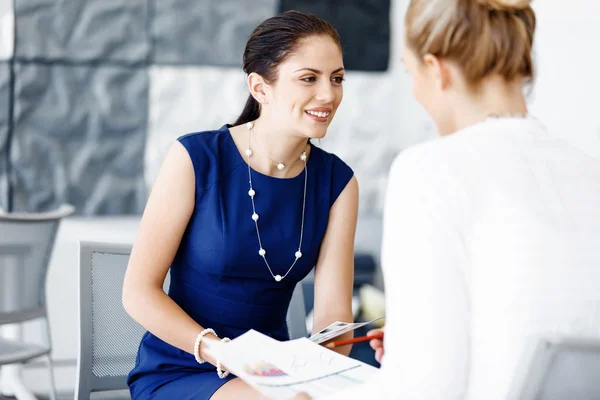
left=332, top=76, right=345, bottom=84
left=301, top=76, right=316, bottom=83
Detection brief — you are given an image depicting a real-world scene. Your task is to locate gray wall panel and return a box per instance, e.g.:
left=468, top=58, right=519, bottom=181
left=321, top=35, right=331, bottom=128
left=152, top=0, right=276, bottom=66
left=0, top=63, right=9, bottom=211
left=15, top=0, right=150, bottom=63
left=12, top=63, right=148, bottom=214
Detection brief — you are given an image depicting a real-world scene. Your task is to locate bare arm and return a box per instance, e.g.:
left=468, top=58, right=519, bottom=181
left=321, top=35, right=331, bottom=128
left=122, top=141, right=219, bottom=365
left=312, top=176, right=359, bottom=356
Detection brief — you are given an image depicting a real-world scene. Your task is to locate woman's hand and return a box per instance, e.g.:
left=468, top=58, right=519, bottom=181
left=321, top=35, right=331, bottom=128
left=290, top=393, right=312, bottom=400
left=198, top=333, right=231, bottom=374
left=368, top=327, right=385, bottom=364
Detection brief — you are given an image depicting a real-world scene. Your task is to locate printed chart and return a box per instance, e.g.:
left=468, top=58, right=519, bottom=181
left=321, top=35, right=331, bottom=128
left=210, top=330, right=378, bottom=399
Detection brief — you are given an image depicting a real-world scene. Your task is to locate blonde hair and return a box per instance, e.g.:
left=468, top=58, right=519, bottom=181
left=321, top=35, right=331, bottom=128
left=405, top=0, right=536, bottom=84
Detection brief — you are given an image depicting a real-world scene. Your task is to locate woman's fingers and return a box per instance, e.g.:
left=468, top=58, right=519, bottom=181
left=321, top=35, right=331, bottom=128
left=291, top=393, right=312, bottom=399
left=367, top=327, right=384, bottom=337
left=369, top=328, right=384, bottom=350
left=375, top=347, right=384, bottom=364
left=370, top=338, right=383, bottom=350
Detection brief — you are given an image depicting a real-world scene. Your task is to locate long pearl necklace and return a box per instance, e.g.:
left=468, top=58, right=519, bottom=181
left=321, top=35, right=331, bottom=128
left=245, top=121, right=308, bottom=282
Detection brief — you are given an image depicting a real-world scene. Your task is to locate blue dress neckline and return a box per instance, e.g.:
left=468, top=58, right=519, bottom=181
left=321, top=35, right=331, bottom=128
left=222, top=124, right=315, bottom=182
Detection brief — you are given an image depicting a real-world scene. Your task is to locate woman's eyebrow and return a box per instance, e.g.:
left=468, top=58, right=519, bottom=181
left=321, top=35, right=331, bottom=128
left=294, top=67, right=345, bottom=74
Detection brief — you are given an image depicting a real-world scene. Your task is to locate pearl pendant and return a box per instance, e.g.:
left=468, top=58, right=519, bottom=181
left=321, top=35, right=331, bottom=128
left=248, top=189, right=255, bottom=197
left=245, top=148, right=253, bottom=157
left=277, top=163, right=285, bottom=170
left=252, top=213, right=259, bottom=221
left=295, top=251, right=302, bottom=258
left=300, top=152, right=307, bottom=162
left=275, top=275, right=282, bottom=282
left=259, top=248, right=266, bottom=256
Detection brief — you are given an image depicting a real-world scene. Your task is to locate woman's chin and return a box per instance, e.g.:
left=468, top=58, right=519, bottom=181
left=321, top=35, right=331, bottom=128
left=303, top=124, right=330, bottom=140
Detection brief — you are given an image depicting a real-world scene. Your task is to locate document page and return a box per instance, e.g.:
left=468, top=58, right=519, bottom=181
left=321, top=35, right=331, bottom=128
left=210, top=329, right=378, bottom=399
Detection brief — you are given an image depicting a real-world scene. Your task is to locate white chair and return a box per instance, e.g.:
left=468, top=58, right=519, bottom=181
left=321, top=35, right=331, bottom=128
left=508, top=336, right=600, bottom=400
left=76, top=242, right=149, bottom=400
left=75, top=241, right=308, bottom=399
left=0, top=204, right=75, bottom=400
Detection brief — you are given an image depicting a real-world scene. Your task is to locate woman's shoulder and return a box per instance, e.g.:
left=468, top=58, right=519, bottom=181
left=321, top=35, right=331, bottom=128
left=389, top=117, right=535, bottom=177
left=176, top=124, right=243, bottom=192
left=311, top=145, right=355, bottom=207
left=389, top=138, right=443, bottom=176
left=177, top=125, right=231, bottom=154
left=386, top=135, right=470, bottom=202
left=311, top=144, right=353, bottom=176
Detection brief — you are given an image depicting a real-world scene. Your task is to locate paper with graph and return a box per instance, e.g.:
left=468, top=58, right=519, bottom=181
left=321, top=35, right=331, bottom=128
left=209, top=329, right=378, bottom=399
left=307, top=315, right=385, bottom=344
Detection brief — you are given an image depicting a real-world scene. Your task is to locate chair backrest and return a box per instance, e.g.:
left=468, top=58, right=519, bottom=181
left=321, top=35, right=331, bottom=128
left=76, top=241, right=309, bottom=398
left=76, top=241, right=145, bottom=398
left=508, top=336, right=600, bottom=400
left=0, top=204, right=74, bottom=325
left=287, top=283, right=308, bottom=339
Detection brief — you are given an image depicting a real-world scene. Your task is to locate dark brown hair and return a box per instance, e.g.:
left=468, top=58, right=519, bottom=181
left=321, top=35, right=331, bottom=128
left=233, top=10, right=341, bottom=126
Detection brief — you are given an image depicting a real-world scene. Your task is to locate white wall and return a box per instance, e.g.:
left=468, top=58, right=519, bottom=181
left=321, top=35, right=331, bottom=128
left=528, top=0, right=600, bottom=159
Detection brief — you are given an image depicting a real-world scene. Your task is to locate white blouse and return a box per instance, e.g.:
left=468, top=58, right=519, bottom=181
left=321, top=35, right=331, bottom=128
left=329, top=117, right=600, bottom=399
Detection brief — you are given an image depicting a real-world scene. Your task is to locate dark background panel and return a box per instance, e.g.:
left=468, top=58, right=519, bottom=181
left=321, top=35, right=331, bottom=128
left=280, top=0, right=391, bottom=71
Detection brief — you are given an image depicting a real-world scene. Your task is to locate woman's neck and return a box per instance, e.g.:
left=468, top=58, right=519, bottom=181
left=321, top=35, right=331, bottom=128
left=250, top=117, right=309, bottom=171
left=446, top=77, right=528, bottom=135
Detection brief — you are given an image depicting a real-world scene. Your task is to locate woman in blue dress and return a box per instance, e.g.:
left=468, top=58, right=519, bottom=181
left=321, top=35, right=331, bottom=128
left=123, top=10, right=359, bottom=400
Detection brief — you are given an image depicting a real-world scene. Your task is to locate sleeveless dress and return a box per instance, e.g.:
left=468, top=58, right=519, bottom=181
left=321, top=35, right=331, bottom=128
left=127, top=125, right=354, bottom=399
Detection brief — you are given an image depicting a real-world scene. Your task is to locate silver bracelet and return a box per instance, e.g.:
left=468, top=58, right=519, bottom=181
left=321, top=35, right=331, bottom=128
left=194, top=328, right=217, bottom=364
left=216, top=337, right=231, bottom=379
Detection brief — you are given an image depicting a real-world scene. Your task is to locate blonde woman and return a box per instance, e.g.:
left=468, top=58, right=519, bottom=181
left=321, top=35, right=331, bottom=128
left=324, top=0, right=600, bottom=399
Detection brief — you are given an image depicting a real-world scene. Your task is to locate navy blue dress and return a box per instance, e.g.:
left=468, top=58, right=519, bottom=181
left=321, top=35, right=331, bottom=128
left=127, top=125, right=353, bottom=399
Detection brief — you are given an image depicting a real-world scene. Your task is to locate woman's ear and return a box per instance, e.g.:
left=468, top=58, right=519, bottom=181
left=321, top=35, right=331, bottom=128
left=423, top=54, right=451, bottom=91
left=248, top=72, right=269, bottom=104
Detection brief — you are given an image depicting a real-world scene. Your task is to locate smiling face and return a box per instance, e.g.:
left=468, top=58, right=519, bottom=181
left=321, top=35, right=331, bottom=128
left=262, top=35, right=345, bottom=139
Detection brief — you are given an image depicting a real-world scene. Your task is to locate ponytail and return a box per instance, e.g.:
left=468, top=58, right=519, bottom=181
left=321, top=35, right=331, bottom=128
left=233, top=95, right=261, bottom=126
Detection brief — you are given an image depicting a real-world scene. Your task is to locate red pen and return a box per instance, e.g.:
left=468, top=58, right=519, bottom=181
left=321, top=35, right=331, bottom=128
left=324, top=332, right=384, bottom=349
